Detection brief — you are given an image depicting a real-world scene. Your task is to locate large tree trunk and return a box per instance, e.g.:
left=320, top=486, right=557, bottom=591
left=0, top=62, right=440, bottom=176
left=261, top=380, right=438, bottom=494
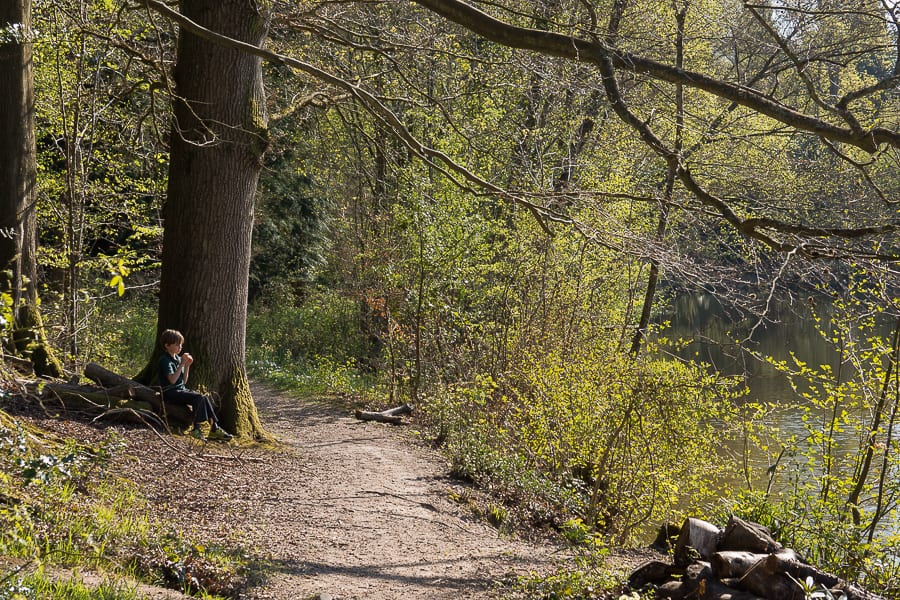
left=0, top=0, right=36, bottom=310
left=0, top=0, right=61, bottom=378
left=155, top=0, right=270, bottom=440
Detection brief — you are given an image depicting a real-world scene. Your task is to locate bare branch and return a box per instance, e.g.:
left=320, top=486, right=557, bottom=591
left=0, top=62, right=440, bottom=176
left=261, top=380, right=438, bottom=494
left=408, top=0, right=899, bottom=153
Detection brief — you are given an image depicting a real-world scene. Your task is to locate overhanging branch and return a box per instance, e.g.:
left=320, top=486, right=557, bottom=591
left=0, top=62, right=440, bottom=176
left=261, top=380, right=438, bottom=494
left=408, top=0, right=899, bottom=154
left=136, top=0, right=900, bottom=260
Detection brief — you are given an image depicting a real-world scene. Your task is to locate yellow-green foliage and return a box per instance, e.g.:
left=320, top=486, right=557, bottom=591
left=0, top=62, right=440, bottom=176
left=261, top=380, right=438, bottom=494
left=0, top=568, right=144, bottom=600
left=720, top=274, right=900, bottom=594
left=0, top=421, right=145, bottom=564
left=423, top=342, right=743, bottom=544
left=509, top=345, right=738, bottom=539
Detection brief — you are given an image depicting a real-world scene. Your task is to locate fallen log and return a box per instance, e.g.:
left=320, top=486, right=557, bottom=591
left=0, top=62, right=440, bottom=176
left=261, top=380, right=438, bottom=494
left=711, top=548, right=803, bottom=581
left=628, top=560, right=678, bottom=589
left=633, top=515, right=886, bottom=600
left=761, top=552, right=888, bottom=600
left=710, top=551, right=768, bottom=579
left=656, top=579, right=688, bottom=599
left=703, top=579, right=768, bottom=600
left=677, top=561, right=713, bottom=597
left=355, top=403, right=413, bottom=424
left=720, top=515, right=782, bottom=554
left=41, top=387, right=155, bottom=422
left=42, top=383, right=128, bottom=406
left=43, top=382, right=192, bottom=426
left=83, top=363, right=194, bottom=426
left=736, top=556, right=803, bottom=599
left=83, top=362, right=161, bottom=406
left=653, top=576, right=768, bottom=600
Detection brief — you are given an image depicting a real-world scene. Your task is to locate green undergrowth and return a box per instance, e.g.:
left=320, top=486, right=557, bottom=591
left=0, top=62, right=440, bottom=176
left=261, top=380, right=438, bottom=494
left=0, top=406, right=249, bottom=599
left=246, top=296, right=380, bottom=400
left=80, top=296, right=158, bottom=377
left=246, top=352, right=375, bottom=399
left=420, top=343, right=743, bottom=546
left=0, top=567, right=143, bottom=599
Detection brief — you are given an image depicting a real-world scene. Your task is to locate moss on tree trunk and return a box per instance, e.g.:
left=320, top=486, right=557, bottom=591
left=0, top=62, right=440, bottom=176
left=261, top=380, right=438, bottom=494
left=221, top=367, right=270, bottom=442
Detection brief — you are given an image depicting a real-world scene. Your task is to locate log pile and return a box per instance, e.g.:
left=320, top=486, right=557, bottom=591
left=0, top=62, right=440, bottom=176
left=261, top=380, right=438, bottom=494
left=629, top=516, right=886, bottom=600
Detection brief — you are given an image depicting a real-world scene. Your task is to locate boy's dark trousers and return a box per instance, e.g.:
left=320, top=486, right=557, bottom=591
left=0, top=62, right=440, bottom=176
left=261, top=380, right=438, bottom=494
left=163, top=389, right=217, bottom=425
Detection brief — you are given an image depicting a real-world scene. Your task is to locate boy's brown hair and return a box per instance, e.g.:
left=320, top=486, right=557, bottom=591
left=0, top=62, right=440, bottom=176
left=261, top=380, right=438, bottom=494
left=160, top=329, right=184, bottom=347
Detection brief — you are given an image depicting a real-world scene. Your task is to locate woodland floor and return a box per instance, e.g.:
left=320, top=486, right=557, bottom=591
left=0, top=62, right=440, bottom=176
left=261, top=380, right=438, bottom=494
left=9, top=383, right=658, bottom=599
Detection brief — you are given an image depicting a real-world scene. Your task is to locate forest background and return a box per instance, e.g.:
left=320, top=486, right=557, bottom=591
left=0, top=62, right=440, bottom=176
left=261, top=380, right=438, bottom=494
left=1, top=0, right=900, bottom=597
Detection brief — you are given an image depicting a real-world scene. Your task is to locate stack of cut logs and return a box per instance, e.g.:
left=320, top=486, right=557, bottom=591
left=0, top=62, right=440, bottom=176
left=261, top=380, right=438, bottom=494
left=629, top=516, right=886, bottom=600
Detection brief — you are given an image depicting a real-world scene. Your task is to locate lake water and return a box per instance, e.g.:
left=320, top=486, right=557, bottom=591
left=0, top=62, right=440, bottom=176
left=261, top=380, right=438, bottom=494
left=664, top=292, right=877, bottom=404
left=664, top=292, right=897, bottom=485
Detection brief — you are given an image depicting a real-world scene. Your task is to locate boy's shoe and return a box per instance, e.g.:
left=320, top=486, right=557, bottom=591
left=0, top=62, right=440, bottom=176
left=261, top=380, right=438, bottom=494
left=190, top=428, right=204, bottom=440
left=207, top=428, right=233, bottom=442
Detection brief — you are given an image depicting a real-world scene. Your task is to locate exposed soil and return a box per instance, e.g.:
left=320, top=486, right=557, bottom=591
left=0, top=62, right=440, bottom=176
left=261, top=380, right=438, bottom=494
left=10, top=383, right=658, bottom=599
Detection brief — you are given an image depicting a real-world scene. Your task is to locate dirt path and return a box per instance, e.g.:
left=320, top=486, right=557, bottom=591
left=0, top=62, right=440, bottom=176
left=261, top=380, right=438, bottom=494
left=123, top=385, right=570, bottom=599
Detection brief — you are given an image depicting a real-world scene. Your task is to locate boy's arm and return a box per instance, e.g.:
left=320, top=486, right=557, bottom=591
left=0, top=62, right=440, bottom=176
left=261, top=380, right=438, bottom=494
left=164, top=369, right=180, bottom=384
left=162, top=355, right=187, bottom=385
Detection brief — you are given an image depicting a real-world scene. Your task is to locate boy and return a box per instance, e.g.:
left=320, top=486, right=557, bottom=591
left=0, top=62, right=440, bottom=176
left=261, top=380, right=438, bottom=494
left=158, top=329, right=233, bottom=441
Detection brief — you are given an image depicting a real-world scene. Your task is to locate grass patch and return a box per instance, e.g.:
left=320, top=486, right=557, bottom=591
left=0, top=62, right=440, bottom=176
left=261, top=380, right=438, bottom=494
left=512, top=551, right=627, bottom=600
left=0, top=567, right=144, bottom=600
left=0, top=409, right=248, bottom=599
left=246, top=352, right=376, bottom=399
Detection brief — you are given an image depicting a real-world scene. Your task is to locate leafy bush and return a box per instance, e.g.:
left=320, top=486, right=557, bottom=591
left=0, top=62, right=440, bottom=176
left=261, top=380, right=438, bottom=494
left=80, top=296, right=157, bottom=376
left=246, top=288, right=383, bottom=398
left=715, top=277, right=900, bottom=594
left=421, top=343, right=743, bottom=544
left=247, top=287, right=369, bottom=368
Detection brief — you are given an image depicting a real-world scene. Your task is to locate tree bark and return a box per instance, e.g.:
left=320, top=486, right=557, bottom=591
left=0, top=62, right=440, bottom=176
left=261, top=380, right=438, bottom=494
left=0, top=1, right=61, bottom=378
left=84, top=362, right=162, bottom=405
left=0, top=0, right=37, bottom=312
left=629, top=1, right=683, bottom=355
left=154, top=0, right=271, bottom=440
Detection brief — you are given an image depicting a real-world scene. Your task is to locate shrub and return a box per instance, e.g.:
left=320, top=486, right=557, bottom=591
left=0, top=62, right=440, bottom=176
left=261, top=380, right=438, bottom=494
left=421, top=343, right=743, bottom=544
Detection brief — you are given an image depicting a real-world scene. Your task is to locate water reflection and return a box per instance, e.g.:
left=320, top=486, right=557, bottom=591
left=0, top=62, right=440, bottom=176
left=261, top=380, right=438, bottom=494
left=662, top=292, right=895, bottom=482
left=662, top=293, right=878, bottom=404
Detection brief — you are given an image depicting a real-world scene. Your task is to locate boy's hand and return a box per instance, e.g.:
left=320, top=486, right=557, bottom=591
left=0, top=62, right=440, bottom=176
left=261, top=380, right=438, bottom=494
left=181, top=353, right=194, bottom=365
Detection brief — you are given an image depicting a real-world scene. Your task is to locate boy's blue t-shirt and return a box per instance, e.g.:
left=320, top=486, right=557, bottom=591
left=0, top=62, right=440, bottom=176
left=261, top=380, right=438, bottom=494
left=158, top=353, right=186, bottom=392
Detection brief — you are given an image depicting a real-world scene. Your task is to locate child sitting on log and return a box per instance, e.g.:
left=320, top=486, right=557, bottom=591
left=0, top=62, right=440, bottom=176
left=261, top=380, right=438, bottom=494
left=158, top=329, right=233, bottom=441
